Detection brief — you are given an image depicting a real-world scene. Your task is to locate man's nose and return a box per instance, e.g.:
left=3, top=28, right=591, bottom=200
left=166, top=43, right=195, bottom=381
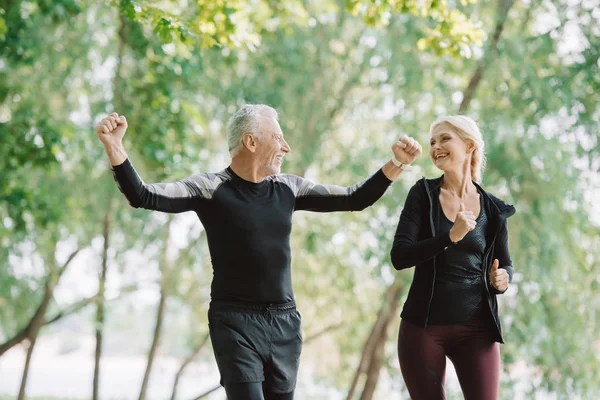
left=282, top=139, right=291, bottom=153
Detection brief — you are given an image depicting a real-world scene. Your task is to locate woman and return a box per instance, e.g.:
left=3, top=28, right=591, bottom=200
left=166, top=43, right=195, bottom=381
left=390, top=115, right=515, bottom=400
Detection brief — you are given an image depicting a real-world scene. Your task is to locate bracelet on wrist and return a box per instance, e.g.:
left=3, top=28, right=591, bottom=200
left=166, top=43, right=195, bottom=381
left=391, top=156, right=409, bottom=170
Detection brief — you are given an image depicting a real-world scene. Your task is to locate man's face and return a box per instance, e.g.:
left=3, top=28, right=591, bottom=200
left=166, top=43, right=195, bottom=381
left=255, top=116, right=291, bottom=176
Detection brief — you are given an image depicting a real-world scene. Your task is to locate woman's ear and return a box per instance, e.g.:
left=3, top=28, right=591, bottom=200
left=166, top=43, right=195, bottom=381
left=466, top=140, right=476, bottom=154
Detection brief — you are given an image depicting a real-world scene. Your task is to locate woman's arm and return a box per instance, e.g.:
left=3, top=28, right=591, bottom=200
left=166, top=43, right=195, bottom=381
left=390, top=182, right=454, bottom=270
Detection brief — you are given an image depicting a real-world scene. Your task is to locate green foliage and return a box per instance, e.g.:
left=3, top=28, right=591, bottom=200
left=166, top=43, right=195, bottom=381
left=0, top=14, right=7, bottom=41
left=348, top=0, right=484, bottom=57
left=113, top=0, right=308, bottom=49
left=0, top=0, right=91, bottom=238
left=112, top=0, right=484, bottom=57
left=1, top=0, right=599, bottom=398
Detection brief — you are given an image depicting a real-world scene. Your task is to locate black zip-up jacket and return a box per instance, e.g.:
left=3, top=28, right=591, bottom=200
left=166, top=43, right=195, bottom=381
left=390, top=176, right=516, bottom=343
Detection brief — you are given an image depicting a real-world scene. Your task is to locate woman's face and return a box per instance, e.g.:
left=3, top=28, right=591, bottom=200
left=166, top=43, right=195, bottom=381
left=429, top=122, right=473, bottom=173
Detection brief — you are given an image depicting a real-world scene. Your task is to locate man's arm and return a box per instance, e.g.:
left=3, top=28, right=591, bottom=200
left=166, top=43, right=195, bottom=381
left=95, top=113, right=211, bottom=213
left=289, top=169, right=392, bottom=212
left=96, top=112, right=129, bottom=166
left=104, top=140, right=129, bottom=167
left=289, top=136, right=422, bottom=212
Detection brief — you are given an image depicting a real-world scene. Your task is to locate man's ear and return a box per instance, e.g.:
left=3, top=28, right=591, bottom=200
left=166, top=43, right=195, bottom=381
left=243, top=133, right=258, bottom=153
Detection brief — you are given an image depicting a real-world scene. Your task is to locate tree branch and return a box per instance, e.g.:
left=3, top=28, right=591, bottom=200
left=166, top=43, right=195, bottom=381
left=304, top=321, right=344, bottom=345
left=190, top=384, right=221, bottom=400
left=46, top=293, right=102, bottom=325
left=58, top=245, right=87, bottom=277
left=170, top=333, right=210, bottom=400
left=459, top=0, right=514, bottom=113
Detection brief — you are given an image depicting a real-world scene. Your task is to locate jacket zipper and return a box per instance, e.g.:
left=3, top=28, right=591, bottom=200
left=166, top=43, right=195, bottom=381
left=423, top=179, right=436, bottom=327
left=483, top=228, right=501, bottom=338
left=481, top=190, right=509, bottom=341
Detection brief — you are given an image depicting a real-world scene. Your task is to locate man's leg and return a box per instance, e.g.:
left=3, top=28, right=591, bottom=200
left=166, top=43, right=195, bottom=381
left=265, top=307, right=302, bottom=397
left=224, top=382, right=265, bottom=400
left=208, top=304, right=269, bottom=396
left=263, top=385, right=294, bottom=400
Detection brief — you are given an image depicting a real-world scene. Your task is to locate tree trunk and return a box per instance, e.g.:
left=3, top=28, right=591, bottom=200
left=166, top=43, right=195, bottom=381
left=346, top=304, right=387, bottom=400
left=139, top=219, right=172, bottom=400
left=17, top=336, right=38, bottom=400
left=138, top=287, right=167, bottom=400
left=170, top=333, right=210, bottom=400
left=346, top=276, right=404, bottom=400
left=93, top=211, right=112, bottom=400
left=358, top=282, right=403, bottom=400
left=359, top=330, right=387, bottom=400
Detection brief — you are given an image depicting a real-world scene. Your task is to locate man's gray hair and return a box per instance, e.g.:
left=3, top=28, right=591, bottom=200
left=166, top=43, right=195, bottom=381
left=227, top=104, right=278, bottom=156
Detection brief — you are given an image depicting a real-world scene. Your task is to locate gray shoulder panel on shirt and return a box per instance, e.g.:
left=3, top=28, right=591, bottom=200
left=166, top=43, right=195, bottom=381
left=145, top=169, right=232, bottom=200
left=270, top=174, right=348, bottom=197
left=270, top=174, right=305, bottom=197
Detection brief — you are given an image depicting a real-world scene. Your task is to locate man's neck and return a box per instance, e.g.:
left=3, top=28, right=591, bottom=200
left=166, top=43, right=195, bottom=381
left=230, top=156, right=266, bottom=183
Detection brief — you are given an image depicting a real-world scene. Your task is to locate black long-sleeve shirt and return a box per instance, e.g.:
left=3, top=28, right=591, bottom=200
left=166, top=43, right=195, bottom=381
left=112, top=159, right=392, bottom=303
left=428, top=192, right=489, bottom=324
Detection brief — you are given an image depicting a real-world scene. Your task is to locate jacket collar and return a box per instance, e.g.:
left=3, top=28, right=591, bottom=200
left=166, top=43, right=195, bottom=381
left=421, top=176, right=516, bottom=220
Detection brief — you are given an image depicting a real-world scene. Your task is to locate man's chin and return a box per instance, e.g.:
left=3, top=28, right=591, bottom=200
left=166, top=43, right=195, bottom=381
left=266, top=166, right=280, bottom=176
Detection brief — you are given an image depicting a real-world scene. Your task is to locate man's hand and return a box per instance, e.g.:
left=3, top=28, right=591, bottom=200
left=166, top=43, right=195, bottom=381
left=490, top=259, right=509, bottom=292
left=95, top=112, right=129, bottom=166
left=392, top=135, right=422, bottom=165
left=95, top=112, right=128, bottom=146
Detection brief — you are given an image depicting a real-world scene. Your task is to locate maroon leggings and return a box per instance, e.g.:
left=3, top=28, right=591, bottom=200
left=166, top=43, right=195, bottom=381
left=398, top=319, right=500, bottom=400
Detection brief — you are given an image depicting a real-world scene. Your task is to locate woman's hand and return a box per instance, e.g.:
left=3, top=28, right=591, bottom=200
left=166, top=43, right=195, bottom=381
left=449, top=203, right=476, bottom=243
left=490, top=259, right=509, bottom=292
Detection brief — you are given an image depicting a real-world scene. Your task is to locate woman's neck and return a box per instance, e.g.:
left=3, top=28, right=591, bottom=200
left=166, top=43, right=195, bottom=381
left=441, top=167, right=475, bottom=198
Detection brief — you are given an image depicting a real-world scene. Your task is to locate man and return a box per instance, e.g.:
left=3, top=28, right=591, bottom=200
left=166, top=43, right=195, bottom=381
left=95, top=104, right=422, bottom=400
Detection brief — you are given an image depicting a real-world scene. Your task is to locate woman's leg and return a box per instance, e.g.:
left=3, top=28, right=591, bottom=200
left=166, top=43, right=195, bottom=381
left=447, top=321, right=500, bottom=400
left=398, top=319, right=448, bottom=400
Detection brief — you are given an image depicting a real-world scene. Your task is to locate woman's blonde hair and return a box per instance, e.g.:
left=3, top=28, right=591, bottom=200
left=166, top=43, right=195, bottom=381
left=430, top=115, right=486, bottom=183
